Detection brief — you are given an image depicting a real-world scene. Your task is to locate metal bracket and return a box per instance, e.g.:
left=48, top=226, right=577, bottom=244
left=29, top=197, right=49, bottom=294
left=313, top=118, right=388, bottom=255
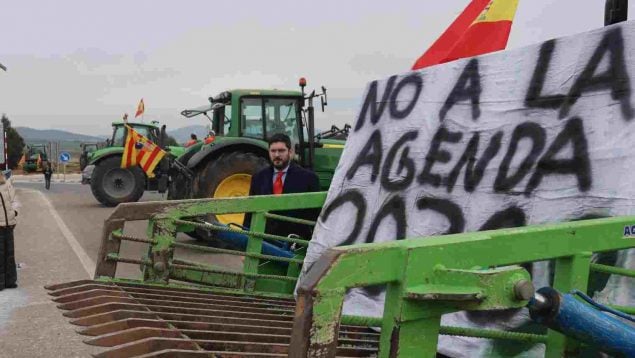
left=405, top=265, right=533, bottom=311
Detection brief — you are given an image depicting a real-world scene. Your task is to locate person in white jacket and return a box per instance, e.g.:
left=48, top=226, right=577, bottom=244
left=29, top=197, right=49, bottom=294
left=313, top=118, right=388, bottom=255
left=0, top=171, right=18, bottom=289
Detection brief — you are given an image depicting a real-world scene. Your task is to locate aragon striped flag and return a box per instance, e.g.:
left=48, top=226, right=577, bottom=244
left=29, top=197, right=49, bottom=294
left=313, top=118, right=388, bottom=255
left=412, top=0, right=519, bottom=69
left=120, top=125, right=166, bottom=178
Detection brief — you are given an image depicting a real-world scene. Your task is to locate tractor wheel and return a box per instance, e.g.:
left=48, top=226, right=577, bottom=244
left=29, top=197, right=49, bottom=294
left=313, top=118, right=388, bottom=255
left=191, top=151, right=268, bottom=243
left=90, top=156, right=145, bottom=207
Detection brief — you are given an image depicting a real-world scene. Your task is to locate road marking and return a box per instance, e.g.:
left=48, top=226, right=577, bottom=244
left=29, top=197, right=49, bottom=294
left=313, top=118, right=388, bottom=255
left=20, top=189, right=95, bottom=277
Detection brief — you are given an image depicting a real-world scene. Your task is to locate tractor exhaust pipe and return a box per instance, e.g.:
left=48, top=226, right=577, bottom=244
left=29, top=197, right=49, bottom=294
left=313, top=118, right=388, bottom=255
left=300, top=77, right=315, bottom=169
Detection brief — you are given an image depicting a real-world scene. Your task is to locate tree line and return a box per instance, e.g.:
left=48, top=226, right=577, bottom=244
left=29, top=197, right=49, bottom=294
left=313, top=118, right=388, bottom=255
left=1, top=114, right=25, bottom=169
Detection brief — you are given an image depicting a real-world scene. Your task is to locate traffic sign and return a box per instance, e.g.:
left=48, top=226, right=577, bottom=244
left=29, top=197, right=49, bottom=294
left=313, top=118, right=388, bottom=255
left=59, top=152, right=71, bottom=163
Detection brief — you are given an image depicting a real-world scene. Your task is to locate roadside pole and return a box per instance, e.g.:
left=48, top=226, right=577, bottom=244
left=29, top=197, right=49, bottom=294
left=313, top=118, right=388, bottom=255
left=59, top=151, right=71, bottom=182
left=56, top=142, right=60, bottom=180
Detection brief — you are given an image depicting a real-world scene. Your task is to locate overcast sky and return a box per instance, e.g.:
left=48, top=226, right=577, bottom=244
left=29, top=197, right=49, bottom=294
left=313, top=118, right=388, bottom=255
left=0, top=0, right=631, bottom=135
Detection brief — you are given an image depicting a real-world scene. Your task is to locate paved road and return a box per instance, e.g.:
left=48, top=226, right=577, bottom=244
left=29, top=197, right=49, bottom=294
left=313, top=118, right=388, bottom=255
left=16, top=181, right=169, bottom=279
left=0, top=181, right=241, bottom=357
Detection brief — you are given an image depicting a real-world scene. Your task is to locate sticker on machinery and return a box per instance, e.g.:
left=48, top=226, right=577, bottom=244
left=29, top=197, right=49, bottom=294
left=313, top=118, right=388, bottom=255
left=300, top=21, right=635, bottom=357
left=624, top=225, right=635, bottom=237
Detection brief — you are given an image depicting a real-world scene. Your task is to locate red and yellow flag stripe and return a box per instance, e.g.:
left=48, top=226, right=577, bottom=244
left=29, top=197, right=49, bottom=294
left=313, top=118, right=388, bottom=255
left=122, top=126, right=140, bottom=168
left=137, top=144, right=164, bottom=175
left=412, top=0, right=519, bottom=69
left=121, top=125, right=165, bottom=178
left=444, top=0, right=519, bottom=63
left=412, top=0, right=491, bottom=69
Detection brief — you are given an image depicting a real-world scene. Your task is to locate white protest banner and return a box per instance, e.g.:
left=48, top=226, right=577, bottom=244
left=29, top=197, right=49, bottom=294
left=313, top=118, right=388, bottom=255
left=300, top=21, right=635, bottom=357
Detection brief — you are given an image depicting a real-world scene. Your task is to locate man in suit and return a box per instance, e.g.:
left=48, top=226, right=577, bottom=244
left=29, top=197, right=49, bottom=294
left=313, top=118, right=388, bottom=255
left=245, top=133, right=320, bottom=240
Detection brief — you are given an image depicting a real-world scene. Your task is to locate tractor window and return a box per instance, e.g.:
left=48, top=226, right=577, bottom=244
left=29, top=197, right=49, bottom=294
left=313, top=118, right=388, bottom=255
left=264, top=98, right=299, bottom=145
left=134, top=126, right=152, bottom=139
left=223, top=104, right=232, bottom=134
left=112, top=126, right=154, bottom=146
left=213, top=105, right=232, bottom=135
left=112, top=126, right=125, bottom=146
left=241, top=98, right=264, bottom=139
left=149, top=128, right=160, bottom=143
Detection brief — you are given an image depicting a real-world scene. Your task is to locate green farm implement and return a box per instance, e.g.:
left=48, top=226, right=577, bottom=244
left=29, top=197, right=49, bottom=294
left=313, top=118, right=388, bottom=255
left=45, top=193, right=635, bottom=357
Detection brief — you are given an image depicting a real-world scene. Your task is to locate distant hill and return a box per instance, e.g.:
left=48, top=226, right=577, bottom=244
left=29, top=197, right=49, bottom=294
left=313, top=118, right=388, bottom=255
left=168, top=125, right=210, bottom=143
left=15, top=127, right=106, bottom=143
left=14, top=125, right=213, bottom=145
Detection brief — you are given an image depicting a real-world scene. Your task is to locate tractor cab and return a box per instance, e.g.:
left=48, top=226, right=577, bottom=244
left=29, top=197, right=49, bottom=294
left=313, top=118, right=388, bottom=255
left=108, top=121, right=161, bottom=147
left=182, top=90, right=302, bottom=145
left=202, top=85, right=332, bottom=169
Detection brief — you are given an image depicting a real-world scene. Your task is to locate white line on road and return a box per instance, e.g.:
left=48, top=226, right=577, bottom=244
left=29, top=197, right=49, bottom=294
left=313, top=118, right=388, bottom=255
left=20, top=189, right=95, bottom=277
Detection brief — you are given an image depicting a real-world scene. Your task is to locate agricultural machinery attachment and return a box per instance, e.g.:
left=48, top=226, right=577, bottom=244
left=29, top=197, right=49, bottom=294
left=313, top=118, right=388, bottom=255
left=45, top=194, right=635, bottom=357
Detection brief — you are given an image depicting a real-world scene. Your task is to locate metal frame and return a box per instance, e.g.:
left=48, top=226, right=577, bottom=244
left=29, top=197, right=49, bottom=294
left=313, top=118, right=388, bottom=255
left=291, top=216, right=635, bottom=357
left=94, top=192, right=327, bottom=296
left=90, top=194, right=635, bottom=356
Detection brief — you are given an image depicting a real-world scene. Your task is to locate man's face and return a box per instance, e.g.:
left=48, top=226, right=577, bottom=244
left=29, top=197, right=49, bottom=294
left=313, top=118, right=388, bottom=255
left=269, top=141, right=291, bottom=170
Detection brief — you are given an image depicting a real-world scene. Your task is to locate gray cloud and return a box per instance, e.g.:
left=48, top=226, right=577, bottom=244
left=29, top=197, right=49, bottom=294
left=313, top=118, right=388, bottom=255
left=0, top=0, right=631, bottom=135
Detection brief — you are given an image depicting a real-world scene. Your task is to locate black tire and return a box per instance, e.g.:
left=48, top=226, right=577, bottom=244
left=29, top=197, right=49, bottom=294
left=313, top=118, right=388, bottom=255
left=190, top=151, right=268, bottom=244
left=90, top=156, right=145, bottom=207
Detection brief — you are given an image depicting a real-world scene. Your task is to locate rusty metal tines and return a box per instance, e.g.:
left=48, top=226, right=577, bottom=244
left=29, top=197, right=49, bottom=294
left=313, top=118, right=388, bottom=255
left=170, top=263, right=298, bottom=282
left=106, top=254, right=152, bottom=266
left=111, top=231, right=158, bottom=244
left=46, top=280, right=379, bottom=357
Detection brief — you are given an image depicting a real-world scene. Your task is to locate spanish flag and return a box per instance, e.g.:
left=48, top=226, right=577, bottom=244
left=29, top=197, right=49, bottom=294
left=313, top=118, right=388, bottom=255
left=135, top=98, right=145, bottom=118
left=121, top=125, right=165, bottom=178
left=412, top=0, right=519, bottom=70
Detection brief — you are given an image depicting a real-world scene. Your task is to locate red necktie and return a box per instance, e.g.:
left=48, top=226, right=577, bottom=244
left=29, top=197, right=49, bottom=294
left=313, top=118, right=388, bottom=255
left=273, top=171, right=284, bottom=195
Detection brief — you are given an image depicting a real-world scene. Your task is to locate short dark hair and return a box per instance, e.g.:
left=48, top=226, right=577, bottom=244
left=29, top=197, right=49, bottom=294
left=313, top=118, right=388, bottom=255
left=190, top=133, right=197, bottom=140
left=268, top=133, right=291, bottom=149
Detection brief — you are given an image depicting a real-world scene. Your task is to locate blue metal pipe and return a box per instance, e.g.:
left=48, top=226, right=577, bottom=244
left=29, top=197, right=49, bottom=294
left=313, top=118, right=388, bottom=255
left=215, top=228, right=294, bottom=259
left=529, top=287, right=635, bottom=357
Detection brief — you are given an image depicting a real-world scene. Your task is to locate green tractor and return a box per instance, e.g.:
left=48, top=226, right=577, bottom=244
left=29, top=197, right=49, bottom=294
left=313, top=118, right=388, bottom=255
left=22, top=144, right=48, bottom=173
left=81, top=122, right=186, bottom=206
left=169, top=80, right=347, bottom=224
left=82, top=80, right=348, bottom=215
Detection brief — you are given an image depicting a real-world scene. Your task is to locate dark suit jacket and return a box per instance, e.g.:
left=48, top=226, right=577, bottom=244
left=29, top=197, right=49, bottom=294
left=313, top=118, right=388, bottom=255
left=244, top=162, right=320, bottom=240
